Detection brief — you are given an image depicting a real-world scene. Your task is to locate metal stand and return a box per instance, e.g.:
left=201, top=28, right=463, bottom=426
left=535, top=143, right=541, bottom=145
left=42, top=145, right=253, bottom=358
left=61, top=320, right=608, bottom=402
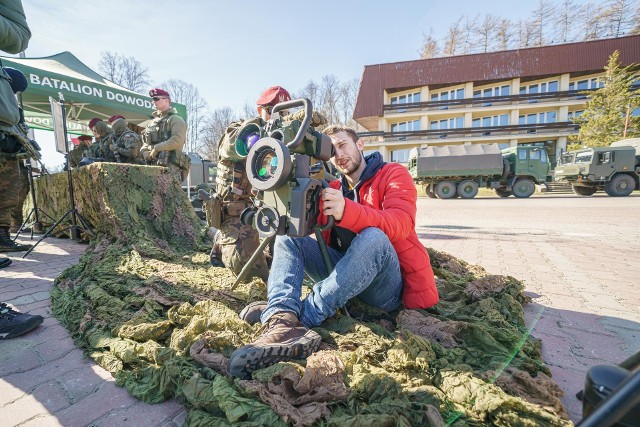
left=22, top=95, right=94, bottom=259
left=13, top=159, right=54, bottom=239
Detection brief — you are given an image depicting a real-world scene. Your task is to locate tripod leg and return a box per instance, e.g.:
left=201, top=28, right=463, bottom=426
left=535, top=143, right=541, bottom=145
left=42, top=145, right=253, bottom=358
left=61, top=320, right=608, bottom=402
left=231, top=234, right=275, bottom=290
left=13, top=208, right=34, bottom=241
left=73, top=211, right=95, bottom=238
left=22, top=210, right=71, bottom=259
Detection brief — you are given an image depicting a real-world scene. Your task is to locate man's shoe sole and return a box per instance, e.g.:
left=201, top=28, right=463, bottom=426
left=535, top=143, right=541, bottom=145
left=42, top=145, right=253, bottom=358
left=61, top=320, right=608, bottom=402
left=229, top=330, right=322, bottom=379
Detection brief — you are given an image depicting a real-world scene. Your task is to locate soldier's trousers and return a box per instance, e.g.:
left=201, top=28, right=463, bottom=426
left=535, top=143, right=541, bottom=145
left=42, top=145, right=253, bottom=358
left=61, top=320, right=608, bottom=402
left=210, top=216, right=269, bottom=282
left=11, top=162, right=28, bottom=226
left=0, top=160, right=20, bottom=227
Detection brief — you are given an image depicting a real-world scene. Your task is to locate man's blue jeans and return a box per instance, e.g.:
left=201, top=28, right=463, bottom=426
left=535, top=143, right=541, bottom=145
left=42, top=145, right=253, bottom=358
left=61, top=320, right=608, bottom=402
left=261, top=227, right=403, bottom=328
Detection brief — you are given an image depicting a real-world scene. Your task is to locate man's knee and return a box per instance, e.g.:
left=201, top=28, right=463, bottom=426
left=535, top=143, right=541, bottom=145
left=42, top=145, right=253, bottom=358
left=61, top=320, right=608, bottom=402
left=356, top=227, right=390, bottom=248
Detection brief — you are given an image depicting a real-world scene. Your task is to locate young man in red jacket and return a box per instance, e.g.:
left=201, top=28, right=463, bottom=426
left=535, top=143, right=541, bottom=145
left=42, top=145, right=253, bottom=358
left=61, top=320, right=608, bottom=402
left=229, top=125, right=438, bottom=378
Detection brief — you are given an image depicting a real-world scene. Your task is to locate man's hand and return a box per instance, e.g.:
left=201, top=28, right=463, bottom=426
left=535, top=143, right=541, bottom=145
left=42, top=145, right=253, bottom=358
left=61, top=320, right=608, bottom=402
left=142, top=150, right=151, bottom=161
left=150, top=148, right=159, bottom=160
left=321, top=188, right=345, bottom=221
left=109, top=144, right=118, bottom=152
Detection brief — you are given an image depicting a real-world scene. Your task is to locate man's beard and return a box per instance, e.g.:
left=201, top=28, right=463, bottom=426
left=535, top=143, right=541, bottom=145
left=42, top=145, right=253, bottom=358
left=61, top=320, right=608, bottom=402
left=340, top=153, right=363, bottom=176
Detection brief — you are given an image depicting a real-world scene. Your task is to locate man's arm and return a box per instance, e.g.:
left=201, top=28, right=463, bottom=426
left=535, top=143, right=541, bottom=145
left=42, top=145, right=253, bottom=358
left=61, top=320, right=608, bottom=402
left=336, top=164, right=417, bottom=242
left=0, top=0, right=31, bottom=54
left=153, top=116, right=186, bottom=152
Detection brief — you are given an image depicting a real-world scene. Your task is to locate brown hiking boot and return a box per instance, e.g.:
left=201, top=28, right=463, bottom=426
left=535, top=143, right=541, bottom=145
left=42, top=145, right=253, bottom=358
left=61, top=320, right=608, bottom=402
left=229, top=311, right=321, bottom=379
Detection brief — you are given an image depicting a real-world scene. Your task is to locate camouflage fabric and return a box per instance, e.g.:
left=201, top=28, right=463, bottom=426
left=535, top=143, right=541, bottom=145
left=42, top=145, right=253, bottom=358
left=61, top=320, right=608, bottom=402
left=10, top=160, right=28, bottom=226
left=211, top=216, right=269, bottom=281
left=287, top=109, right=328, bottom=128
left=111, top=119, right=143, bottom=164
left=68, top=144, right=89, bottom=168
left=0, top=159, right=20, bottom=227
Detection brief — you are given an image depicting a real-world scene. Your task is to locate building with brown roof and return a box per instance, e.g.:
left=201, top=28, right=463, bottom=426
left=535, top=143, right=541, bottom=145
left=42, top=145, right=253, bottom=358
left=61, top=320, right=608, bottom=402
left=353, top=35, right=640, bottom=166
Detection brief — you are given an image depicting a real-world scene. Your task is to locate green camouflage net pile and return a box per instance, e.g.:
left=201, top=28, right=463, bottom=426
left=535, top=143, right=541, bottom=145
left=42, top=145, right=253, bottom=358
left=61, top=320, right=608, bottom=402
left=40, top=164, right=571, bottom=426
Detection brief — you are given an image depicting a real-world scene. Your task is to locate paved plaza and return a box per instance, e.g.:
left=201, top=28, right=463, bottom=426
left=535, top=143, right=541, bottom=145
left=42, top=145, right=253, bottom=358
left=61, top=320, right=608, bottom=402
left=1, top=193, right=638, bottom=425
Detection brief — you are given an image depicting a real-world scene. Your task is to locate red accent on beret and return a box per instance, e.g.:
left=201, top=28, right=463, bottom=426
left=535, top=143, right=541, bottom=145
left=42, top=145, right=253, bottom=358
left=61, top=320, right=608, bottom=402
left=108, top=115, right=125, bottom=124
left=149, top=88, right=170, bottom=98
left=88, top=118, right=102, bottom=129
left=77, top=135, right=93, bottom=141
left=256, top=86, right=291, bottom=107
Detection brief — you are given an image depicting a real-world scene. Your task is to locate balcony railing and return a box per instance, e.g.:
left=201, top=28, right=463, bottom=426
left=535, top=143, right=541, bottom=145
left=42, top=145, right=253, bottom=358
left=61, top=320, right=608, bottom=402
left=384, top=89, right=598, bottom=113
left=360, top=121, right=579, bottom=142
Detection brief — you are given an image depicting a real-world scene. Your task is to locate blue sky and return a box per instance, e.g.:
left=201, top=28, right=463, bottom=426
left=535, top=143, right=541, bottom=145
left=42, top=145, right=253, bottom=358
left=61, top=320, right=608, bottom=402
left=18, top=0, right=585, bottom=168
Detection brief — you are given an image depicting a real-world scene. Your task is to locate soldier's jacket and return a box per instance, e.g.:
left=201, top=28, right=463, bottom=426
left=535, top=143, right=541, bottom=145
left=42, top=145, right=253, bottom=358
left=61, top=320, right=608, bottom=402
left=141, top=107, right=186, bottom=167
left=68, top=144, right=88, bottom=168
left=86, top=134, right=117, bottom=162
left=111, top=119, right=143, bottom=164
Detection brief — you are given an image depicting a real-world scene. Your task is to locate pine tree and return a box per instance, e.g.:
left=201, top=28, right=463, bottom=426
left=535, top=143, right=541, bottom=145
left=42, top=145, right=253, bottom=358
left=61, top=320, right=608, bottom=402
left=571, top=51, right=640, bottom=147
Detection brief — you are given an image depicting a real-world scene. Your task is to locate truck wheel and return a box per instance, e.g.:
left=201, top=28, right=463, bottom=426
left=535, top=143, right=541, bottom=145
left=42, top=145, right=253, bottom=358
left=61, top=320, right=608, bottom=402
left=425, top=185, right=437, bottom=198
left=457, top=180, right=479, bottom=199
left=495, top=188, right=511, bottom=198
left=572, top=185, right=596, bottom=196
left=604, top=174, right=636, bottom=197
left=435, top=181, right=457, bottom=199
left=512, top=178, right=535, bottom=198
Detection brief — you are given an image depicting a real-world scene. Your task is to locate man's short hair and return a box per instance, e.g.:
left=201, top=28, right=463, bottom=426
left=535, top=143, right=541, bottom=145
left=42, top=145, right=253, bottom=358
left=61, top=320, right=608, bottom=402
left=323, top=125, right=359, bottom=143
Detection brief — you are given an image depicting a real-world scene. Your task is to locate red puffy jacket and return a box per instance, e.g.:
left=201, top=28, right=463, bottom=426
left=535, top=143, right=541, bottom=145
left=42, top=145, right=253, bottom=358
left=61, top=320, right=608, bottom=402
left=318, top=163, right=439, bottom=309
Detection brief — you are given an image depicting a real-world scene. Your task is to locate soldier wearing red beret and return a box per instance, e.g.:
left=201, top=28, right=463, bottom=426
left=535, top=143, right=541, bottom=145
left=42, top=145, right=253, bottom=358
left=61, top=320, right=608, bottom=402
left=108, top=115, right=143, bottom=164
left=68, top=135, right=93, bottom=168
left=207, top=85, right=292, bottom=280
left=140, top=88, right=188, bottom=181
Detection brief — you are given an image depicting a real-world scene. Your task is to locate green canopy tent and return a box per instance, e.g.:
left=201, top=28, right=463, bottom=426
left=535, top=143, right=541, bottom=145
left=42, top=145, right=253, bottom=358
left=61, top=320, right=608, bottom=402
left=0, top=51, right=187, bottom=135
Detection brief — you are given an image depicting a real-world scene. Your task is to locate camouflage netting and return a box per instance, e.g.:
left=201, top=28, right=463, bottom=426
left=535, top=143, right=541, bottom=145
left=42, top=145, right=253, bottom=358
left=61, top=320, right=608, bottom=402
left=39, top=164, right=571, bottom=426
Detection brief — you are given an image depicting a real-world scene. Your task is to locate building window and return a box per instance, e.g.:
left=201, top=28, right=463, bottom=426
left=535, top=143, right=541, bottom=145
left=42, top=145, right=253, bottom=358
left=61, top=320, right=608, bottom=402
left=568, top=110, right=584, bottom=120
left=429, top=116, right=464, bottom=130
left=520, top=80, right=559, bottom=94
left=430, top=88, right=465, bottom=103
left=391, top=149, right=411, bottom=163
left=391, top=119, right=420, bottom=132
left=390, top=92, right=420, bottom=105
left=474, top=114, right=509, bottom=127
left=518, top=110, right=558, bottom=125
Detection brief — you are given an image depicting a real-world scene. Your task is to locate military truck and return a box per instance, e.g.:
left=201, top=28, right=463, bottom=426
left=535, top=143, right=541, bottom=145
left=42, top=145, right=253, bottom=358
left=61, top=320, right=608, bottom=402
left=553, top=138, right=640, bottom=197
left=408, top=144, right=550, bottom=199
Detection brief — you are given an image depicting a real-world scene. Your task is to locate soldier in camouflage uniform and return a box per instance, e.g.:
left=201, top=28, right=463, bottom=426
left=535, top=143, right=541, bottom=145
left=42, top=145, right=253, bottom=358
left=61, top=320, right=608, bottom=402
left=68, top=134, right=92, bottom=168
left=207, top=86, right=294, bottom=282
left=0, top=66, right=32, bottom=252
left=88, top=119, right=117, bottom=162
left=108, top=115, right=143, bottom=164
left=141, top=88, right=188, bottom=182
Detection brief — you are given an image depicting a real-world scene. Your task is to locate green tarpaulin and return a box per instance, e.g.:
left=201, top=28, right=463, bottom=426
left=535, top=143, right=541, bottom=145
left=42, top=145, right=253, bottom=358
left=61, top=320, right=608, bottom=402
left=0, top=51, right=187, bottom=135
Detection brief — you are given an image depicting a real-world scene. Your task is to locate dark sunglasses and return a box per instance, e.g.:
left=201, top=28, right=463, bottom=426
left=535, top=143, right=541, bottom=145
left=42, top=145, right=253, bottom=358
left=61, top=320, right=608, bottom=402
left=152, top=97, right=166, bottom=102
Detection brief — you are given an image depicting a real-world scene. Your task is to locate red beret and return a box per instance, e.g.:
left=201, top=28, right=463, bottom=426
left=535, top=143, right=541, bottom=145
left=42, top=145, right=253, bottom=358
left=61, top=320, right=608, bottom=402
left=149, top=88, right=170, bottom=98
left=88, top=117, right=102, bottom=129
left=108, top=115, right=125, bottom=124
left=256, top=86, right=291, bottom=107
left=78, top=135, right=93, bottom=141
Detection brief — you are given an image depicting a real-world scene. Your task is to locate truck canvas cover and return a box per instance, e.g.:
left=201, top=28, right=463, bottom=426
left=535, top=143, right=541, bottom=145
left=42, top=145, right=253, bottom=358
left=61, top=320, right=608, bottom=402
left=610, top=138, right=640, bottom=156
left=410, top=144, right=504, bottom=178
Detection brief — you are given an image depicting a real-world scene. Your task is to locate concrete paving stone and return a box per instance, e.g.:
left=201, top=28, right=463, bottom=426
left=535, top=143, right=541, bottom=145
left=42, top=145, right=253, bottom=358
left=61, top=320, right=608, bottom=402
left=58, top=368, right=108, bottom=404
left=0, top=381, right=70, bottom=426
left=157, top=409, right=188, bottom=427
left=91, top=399, right=184, bottom=427
left=19, top=414, right=64, bottom=427
left=4, top=290, right=52, bottom=306
left=36, top=336, right=77, bottom=364
left=54, top=381, right=139, bottom=426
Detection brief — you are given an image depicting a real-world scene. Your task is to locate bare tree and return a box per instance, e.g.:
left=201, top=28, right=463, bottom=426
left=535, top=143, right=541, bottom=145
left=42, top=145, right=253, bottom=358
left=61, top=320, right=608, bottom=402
left=461, top=14, right=480, bottom=54
left=159, top=79, right=208, bottom=153
left=339, top=78, right=360, bottom=126
left=317, top=75, right=342, bottom=125
left=240, top=102, right=255, bottom=120
left=495, top=18, right=514, bottom=50
left=581, top=1, right=607, bottom=40
left=553, top=0, right=576, bottom=43
left=199, top=107, right=238, bottom=162
left=531, top=0, right=556, bottom=46
left=442, top=17, right=464, bottom=56
left=419, top=30, right=439, bottom=59
left=296, top=80, right=321, bottom=107
left=516, top=19, right=537, bottom=47
left=476, top=14, right=500, bottom=52
left=98, top=51, right=150, bottom=93
left=601, top=0, right=639, bottom=37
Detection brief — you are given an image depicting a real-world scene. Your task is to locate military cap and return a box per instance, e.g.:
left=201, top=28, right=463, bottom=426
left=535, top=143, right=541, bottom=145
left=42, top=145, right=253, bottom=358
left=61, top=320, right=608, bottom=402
left=88, top=117, right=102, bottom=129
left=149, top=88, right=170, bottom=98
left=108, top=115, right=125, bottom=124
left=3, top=67, right=28, bottom=94
left=256, top=86, right=291, bottom=107
left=78, top=135, right=93, bottom=141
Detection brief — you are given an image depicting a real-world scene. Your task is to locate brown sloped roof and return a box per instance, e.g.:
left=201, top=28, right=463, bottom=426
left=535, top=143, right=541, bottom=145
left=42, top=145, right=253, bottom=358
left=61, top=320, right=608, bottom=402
left=354, top=35, right=640, bottom=126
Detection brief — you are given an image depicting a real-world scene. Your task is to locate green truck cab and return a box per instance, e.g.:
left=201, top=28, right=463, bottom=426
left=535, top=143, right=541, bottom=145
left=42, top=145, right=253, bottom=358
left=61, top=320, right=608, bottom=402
left=553, top=138, right=640, bottom=196
left=408, top=144, right=550, bottom=199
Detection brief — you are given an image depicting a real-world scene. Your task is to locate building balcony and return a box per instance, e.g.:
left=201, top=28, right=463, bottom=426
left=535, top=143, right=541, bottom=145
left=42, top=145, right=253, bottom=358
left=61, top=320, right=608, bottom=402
left=383, top=89, right=597, bottom=114
left=360, top=121, right=579, bottom=144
